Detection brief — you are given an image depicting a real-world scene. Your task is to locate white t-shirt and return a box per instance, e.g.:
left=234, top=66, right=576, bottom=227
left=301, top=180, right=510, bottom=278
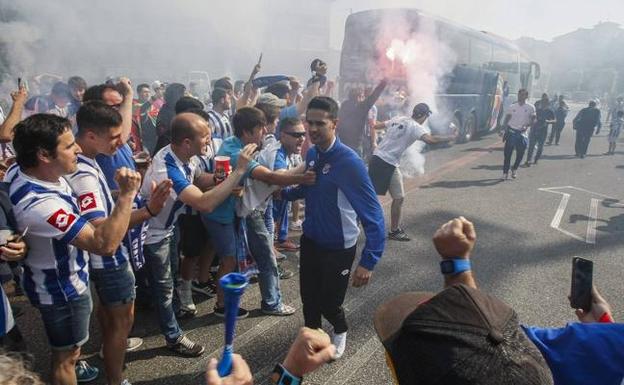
left=507, top=102, right=536, bottom=133
left=64, top=154, right=129, bottom=270
left=141, top=145, right=201, bottom=245
left=374, top=116, right=431, bottom=166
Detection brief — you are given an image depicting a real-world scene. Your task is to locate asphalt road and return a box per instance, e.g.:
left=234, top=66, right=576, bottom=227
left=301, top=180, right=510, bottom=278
left=9, top=109, right=624, bottom=384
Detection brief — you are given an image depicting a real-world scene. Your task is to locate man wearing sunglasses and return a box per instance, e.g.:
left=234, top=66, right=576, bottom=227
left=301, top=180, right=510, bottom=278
left=368, top=103, right=456, bottom=242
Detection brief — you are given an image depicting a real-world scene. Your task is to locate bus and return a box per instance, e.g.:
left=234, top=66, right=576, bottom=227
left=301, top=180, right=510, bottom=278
left=339, top=9, right=540, bottom=141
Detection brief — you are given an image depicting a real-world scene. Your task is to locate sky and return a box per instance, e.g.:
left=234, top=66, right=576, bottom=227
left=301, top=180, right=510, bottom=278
left=330, top=0, right=624, bottom=47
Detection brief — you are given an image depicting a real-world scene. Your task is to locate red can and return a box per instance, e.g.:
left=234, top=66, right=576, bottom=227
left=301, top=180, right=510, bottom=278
left=214, top=156, right=231, bottom=184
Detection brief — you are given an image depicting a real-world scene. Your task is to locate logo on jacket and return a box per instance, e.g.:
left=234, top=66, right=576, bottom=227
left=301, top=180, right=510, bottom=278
left=79, top=192, right=97, bottom=211
left=308, top=160, right=315, bottom=168
left=47, top=208, right=77, bottom=232
left=322, top=163, right=331, bottom=175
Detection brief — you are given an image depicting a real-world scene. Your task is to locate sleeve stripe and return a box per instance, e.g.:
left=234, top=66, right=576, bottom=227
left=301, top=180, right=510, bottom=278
left=82, top=211, right=106, bottom=221
left=60, top=217, right=89, bottom=244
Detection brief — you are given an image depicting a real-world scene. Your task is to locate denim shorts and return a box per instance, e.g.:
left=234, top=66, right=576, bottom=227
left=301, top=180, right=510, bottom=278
left=36, top=293, right=93, bottom=350
left=201, top=216, right=236, bottom=259
left=90, top=261, right=136, bottom=306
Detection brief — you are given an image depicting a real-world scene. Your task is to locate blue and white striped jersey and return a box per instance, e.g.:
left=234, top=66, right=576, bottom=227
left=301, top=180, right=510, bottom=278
left=64, top=154, right=129, bottom=269
left=141, top=145, right=200, bottom=245
left=10, top=170, right=90, bottom=305
left=0, top=282, right=14, bottom=336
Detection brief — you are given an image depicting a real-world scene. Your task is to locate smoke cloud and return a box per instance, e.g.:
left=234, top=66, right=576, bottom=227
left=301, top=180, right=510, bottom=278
left=374, top=11, right=456, bottom=176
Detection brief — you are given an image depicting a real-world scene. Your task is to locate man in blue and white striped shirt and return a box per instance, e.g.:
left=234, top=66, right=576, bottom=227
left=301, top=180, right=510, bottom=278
left=10, top=113, right=140, bottom=385
left=140, top=112, right=256, bottom=357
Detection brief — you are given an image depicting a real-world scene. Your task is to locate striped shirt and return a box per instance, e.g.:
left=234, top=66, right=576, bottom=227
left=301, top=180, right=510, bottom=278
left=10, top=170, right=90, bottom=305
left=141, top=145, right=200, bottom=244
left=208, top=110, right=232, bottom=153
left=0, top=283, right=14, bottom=336
left=64, top=154, right=129, bottom=269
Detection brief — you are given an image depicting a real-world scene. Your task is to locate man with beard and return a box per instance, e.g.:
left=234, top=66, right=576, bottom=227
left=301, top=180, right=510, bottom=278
left=281, top=97, right=385, bottom=359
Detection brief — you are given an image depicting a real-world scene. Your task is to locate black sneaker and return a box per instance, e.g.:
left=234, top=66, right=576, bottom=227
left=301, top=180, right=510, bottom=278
left=191, top=280, right=216, bottom=298
left=175, top=307, right=197, bottom=320
left=278, top=265, right=295, bottom=280
left=388, top=228, right=411, bottom=242
left=167, top=335, right=205, bottom=357
left=213, top=306, right=249, bottom=319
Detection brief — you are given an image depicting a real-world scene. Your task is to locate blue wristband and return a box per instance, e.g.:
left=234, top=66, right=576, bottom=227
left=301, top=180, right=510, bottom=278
left=440, top=259, right=471, bottom=275
left=271, top=364, right=302, bottom=385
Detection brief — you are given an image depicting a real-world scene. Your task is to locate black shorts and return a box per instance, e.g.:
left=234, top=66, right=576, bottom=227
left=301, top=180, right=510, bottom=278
left=368, top=155, right=396, bottom=195
left=178, top=214, right=208, bottom=257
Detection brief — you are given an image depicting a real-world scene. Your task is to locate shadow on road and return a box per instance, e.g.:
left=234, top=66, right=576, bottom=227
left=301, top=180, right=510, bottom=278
left=471, top=164, right=502, bottom=171
left=422, top=178, right=504, bottom=189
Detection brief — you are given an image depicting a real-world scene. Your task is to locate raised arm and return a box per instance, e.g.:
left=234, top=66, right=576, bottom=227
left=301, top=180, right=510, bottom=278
left=72, top=168, right=141, bottom=256
left=117, top=77, right=134, bottom=143
left=362, top=79, right=388, bottom=110
left=0, top=86, right=28, bottom=141
left=432, top=216, right=477, bottom=289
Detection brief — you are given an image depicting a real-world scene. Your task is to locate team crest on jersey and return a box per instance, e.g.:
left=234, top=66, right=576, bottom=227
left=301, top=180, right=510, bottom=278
left=322, top=163, right=331, bottom=174
left=308, top=160, right=315, bottom=168
left=79, top=192, right=97, bottom=211
left=47, top=209, right=77, bottom=232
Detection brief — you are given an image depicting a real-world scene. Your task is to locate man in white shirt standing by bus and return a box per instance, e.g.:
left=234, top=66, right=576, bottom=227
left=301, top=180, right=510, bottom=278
left=501, top=89, right=536, bottom=180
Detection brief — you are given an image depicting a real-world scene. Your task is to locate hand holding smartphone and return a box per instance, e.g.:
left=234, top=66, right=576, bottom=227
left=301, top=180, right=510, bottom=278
left=570, top=257, right=593, bottom=312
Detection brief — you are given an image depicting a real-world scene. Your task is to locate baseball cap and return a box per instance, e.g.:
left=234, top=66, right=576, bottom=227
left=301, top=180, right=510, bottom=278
left=257, top=92, right=287, bottom=108
left=152, top=81, right=164, bottom=90
left=412, top=102, right=432, bottom=117
left=374, top=284, right=553, bottom=385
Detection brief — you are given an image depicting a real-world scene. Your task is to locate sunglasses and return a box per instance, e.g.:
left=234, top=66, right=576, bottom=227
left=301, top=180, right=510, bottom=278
left=282, top=131, right=306, bottom=139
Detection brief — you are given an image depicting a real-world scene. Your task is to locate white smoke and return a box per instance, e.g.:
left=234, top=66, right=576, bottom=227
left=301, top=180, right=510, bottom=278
left=375, top=11, right=456, bottom=177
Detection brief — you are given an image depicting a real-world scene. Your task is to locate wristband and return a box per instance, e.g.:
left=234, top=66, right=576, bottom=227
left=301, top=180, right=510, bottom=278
left=145, top=205, right=157, bottom=217
left=598, top=312, right=614, bottom=323
left=271, top=364, right=302, bottom=385
left=440, top=259, right=471, bottom=275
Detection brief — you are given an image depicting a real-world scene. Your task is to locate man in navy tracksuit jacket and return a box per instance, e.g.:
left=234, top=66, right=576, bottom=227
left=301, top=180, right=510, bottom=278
left=282, top=96, right=385, bottom=359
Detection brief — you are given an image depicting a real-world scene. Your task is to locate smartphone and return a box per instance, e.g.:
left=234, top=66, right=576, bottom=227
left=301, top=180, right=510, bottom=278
left=570, top=257, right=593, bottom=312
left=17, top=77, right=22, bottom=89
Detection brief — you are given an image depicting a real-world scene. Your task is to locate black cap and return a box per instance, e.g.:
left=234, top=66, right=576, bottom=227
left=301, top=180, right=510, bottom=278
left=412, top=103, right=432, bottom=118
left=374, top=284, right=553, bottom=385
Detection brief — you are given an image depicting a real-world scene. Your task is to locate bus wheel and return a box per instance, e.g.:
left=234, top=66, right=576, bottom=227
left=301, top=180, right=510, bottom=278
left=463, top=113, right=478, bottom=142
left=451, top=115, right=463, bottom=144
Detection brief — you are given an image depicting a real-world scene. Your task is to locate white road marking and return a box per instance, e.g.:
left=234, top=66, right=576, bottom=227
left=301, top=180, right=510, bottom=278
left=586, top=198, right=599, bottom=244
left=539, top=186, right=622, bottom=244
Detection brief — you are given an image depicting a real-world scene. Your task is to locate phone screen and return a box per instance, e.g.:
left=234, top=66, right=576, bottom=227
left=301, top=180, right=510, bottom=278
left=570, top=257, right=593, bottom=312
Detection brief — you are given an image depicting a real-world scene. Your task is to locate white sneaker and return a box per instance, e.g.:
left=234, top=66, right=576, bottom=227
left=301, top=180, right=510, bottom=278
left=332, top=331, right=347, bottom=359
left=98, top=337, right=144, bottom=359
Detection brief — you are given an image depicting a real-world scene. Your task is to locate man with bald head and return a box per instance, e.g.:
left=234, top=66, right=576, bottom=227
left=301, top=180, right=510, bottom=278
left=140, top=112, right=257, bottom=357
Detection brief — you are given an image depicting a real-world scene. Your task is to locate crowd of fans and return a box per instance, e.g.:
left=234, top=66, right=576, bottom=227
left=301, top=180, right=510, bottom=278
left=0, top=57, right=622, bottom=385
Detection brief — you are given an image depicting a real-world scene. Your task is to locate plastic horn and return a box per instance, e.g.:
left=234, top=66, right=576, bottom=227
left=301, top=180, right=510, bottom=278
left=217, top=272, right=249, bottom=377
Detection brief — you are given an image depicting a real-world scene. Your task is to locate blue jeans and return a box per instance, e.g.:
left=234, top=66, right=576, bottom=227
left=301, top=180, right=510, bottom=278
left=144, top=236, right=182, bottom=343
left=90, top=261, right=136, bottom=306
left=246, top=210, right=282, bottom=311
left=503, top=130, right=528, bottom=174
left=36, top=293, right=93, bottom=350
left=272, top=199, right=290, bottom=243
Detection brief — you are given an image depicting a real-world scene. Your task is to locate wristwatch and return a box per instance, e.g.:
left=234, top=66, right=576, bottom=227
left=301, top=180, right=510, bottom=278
left=271, top=364, right=302, bottom=385
left=440, top=259, right=471, bottom=275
